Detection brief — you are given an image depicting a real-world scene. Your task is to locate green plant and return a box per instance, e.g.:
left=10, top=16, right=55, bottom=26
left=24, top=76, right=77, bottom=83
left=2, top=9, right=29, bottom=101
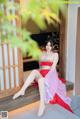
left=0, top=0, right=66, bottom=59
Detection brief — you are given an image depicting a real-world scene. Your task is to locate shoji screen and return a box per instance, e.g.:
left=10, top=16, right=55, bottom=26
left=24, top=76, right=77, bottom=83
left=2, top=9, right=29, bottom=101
left=0, top=0, right=23, bottom=99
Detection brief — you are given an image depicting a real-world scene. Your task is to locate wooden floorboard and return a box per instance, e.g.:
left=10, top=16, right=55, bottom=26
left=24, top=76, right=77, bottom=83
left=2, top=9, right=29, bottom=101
left=0, top=86, right=39, bottom=112
left=0, top=81, right=73, bottom=112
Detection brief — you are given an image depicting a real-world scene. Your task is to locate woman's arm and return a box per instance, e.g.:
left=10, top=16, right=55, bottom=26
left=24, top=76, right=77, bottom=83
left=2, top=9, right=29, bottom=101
left=50, top=53, right=59, bottom=71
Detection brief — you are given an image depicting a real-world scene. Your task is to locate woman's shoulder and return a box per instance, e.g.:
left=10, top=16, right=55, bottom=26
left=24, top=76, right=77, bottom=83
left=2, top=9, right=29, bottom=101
left=41, top=51, right=58, bottom=57
left=52, top=52, right=58, bottom=56
left=41, top=51, right=46, bottom=55
left=39, top=51, right=45, bottom=60
left=52, top=52, right=59, bottom=60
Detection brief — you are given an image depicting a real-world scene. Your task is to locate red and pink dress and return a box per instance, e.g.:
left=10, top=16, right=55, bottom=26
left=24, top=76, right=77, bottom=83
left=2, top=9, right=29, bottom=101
left=39, top=61, right=73, bottom=112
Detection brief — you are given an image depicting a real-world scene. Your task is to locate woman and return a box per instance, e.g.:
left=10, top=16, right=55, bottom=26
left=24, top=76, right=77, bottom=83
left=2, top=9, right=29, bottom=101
left=13, top=38, right=73, bottom=116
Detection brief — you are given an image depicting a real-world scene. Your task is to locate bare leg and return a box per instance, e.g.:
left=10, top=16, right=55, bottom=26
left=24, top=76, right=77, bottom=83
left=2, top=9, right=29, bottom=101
left=13, top=70, right=42, bottom=99
left=37, top=77, right=45, bottom=117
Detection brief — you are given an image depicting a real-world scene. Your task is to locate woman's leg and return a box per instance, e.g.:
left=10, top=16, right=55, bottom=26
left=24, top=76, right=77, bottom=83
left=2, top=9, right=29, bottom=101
left=37, top=77, right=45, bottom=117
left=13, top=70, right=42, bottom=99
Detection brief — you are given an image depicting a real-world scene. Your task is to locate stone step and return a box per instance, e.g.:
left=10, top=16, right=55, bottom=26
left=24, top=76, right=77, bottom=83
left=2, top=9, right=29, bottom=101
left=9, top=101, right=80, bottom=119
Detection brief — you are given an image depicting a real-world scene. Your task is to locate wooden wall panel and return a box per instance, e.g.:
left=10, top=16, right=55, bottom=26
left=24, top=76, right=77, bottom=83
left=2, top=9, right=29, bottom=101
left=0, top=43, right=23, bottom=99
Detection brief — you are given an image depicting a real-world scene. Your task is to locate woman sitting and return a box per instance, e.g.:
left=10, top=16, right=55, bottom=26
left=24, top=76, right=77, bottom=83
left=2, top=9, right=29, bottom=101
left=13, top=37, right=73, bottom=117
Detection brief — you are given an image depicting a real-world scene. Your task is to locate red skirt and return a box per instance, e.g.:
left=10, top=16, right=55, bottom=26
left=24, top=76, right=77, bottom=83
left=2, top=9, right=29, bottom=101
left=49, top=94, right=73, bottom=113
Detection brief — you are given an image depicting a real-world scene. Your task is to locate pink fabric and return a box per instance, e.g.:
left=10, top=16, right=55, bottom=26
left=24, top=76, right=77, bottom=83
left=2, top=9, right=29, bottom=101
left=44, top=68, right=72, bottom=105
left=34, top=61, right=73, bottom=112
left=38, top=61, right=72, bottom=106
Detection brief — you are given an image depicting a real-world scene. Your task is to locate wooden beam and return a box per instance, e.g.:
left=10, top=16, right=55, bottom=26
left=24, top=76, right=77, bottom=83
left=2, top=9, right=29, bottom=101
left=2, top=44, right=6, bottom=90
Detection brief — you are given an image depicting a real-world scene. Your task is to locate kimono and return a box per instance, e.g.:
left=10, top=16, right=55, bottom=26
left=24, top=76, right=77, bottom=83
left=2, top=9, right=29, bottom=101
left=38, top=61, right=73, bottom=112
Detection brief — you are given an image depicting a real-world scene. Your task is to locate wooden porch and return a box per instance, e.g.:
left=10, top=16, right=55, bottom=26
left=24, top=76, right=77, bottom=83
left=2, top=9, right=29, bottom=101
left=0, top=70, right=73, bottom=112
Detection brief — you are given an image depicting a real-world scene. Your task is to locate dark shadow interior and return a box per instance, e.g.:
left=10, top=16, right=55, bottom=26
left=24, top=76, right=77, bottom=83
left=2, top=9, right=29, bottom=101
left=23, top=32, right=60, bottom=71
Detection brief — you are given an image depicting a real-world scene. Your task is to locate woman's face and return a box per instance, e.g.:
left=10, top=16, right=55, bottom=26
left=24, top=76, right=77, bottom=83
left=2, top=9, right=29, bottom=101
left=46, top=42, right=52, bottom=52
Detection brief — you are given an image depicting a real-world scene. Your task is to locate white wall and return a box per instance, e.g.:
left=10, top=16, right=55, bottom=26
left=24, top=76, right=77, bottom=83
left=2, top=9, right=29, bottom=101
left=66, top=1, right=80, bottom=94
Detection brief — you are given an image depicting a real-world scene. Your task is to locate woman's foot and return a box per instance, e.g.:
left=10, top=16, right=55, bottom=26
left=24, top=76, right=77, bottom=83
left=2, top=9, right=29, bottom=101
left=12, top=90, right=25, bottom=100
left=37, top=103, right=45, bottom=117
